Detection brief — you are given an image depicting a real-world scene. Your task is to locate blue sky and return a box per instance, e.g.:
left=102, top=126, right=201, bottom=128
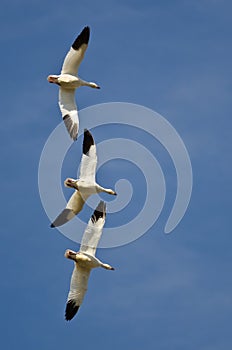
left=1, top=0, right=232, bottom=349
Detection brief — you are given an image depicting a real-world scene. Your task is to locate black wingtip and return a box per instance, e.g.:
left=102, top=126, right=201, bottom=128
left=72, top=26, right=90, bottom=50
left=50, top=223, right=55, bottom=228
left=83, top=129, right=94, bottom=155
left=51, top=209, right=76, bottom=228
left=65, top=300, right=80, bottom=321
left=91, top=201, right=106, bottom=223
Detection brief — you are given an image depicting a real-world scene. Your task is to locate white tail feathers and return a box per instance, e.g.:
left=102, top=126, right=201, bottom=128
left=101, top=263, right=115, bottom=270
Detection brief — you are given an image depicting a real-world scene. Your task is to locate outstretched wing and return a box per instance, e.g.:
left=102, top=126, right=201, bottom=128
left=50, top=209, right=75, bottom=228
left=61, top=26, right=90, bottom=76
left=59, top=88, right=79, bottom=141
left=79, top=129, right=97, bottom=182
left=50, top=191, right=85, bottom=228
left=65, top=264, right=91, bottom=321
left=80, top=201, right=106, bottom=256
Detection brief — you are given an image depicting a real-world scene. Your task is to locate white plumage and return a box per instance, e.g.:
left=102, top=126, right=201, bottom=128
left=50, top=129, right=116, bottom=228
left=64, top=201, right=114, bottom=321
left=47, top=26, right=100, bottom=141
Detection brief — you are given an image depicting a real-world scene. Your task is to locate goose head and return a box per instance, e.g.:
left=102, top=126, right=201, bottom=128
left=47, top=75, right=60, bottom=84
left=64, top=249, right=77, bottom=261
left=65, top=250, right=91, bottom=263
left=64, top=178, right=79, bottom=190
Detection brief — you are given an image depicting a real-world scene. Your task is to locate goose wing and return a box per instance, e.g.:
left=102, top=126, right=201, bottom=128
left=79, top=129, right=97, bottom=182
left=50, top=191, right=85, bottom=228
left=61, top=26, right=90, bottom=76
left=65, top=264, right=91, bottom=320
left=80, top=201, right=106, bottom=256
left=59, top=88, right=79, bottom=141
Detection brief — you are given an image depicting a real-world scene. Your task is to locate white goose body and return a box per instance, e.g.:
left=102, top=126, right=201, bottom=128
left=51, top=129, right=116, bottom=228
left=64, top=201, right=114, bottom=321
left=55, top=74, right=80, bottom=89
left=50, top=74, right=98, bottom=90
left=47, top=26, right=100, bottom=141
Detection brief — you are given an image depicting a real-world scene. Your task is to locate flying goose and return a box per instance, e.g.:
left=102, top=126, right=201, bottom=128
left=65, top=201, right=114, bottom=320
left=47, top=26, right=100, bottom=141
left=50, top=129, right=116, bottom=228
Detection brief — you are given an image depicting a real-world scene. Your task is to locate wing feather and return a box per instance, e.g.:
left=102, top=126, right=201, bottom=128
left=50, top=191, right=85, bottom=228
left=80, top=201, right=106, bottom=256
left=61, top=26, right=90, bottom=75
left=65, top=264, right=91, bottom=320
left=79, top=129, right=97, bottom=182
left=50, top=209, right=75, bottom=228
left=59, top=88, right=79, bottom=141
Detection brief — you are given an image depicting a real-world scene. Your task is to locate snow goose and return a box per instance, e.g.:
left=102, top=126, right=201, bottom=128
left=50, top=129, right=116, bottom=228
left=64, top=201, right=114, bottom=320
left=47, top=26, right=100, bottom=141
